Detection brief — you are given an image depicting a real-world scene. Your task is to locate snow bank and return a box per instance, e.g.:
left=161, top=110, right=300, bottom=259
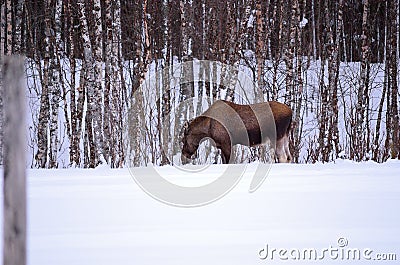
left=0, top=160, right=399, bottom=264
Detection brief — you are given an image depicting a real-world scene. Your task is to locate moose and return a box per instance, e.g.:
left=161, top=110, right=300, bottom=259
left=181, top=100, right=293, bottom=164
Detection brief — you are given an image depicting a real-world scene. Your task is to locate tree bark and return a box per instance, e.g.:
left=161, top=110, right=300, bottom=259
left=5, top=0, right=12, bottom=55
left=255, top=0, right=265, bottom=98
left=0, top=2, right=5, bottom=57
left=355, top=0, right=371, bottom=161
left=387, top=0, right=399, bottom=159
left=13, top=0, right=24, bottom=54
left=48, top=0, right=62, bottom=168
left=91, top=0, right=105, bottom=165
left=77, top=0, right=104, bottom=167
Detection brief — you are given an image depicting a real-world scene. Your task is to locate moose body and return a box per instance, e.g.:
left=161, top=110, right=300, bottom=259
left=181, top=100, right=293, bottom=163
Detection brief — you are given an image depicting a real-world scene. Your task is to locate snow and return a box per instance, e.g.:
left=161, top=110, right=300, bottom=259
left=1, top=160, right=399, bottom=264
left=247, top=11, right=255, bottom=28
left=299, top=17, right=308, bottom=28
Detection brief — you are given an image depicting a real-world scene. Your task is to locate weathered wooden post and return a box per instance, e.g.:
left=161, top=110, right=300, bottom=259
left=0, top=57, right=3, bottom=166
left=2, top=56, right=26, bottom=265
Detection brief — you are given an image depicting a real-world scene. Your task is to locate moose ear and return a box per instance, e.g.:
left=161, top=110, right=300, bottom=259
left=183, top=119, right=192, bottom=132
left=180, top=121, right=190, bottom=139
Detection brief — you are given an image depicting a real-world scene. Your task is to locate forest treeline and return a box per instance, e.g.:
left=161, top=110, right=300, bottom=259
left=0, top=0, right=399, bottom=168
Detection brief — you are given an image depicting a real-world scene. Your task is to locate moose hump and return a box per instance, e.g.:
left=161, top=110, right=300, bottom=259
left=181, top=100, right=293, bottom=164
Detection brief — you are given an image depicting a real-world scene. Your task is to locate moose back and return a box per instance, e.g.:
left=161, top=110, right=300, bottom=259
left=181, top=100, right=293, bottom=163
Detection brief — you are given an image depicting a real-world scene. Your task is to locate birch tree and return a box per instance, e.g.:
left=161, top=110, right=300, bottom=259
left=13, top=0, right=24, bottom=54
left=354, top=0, right=371, bottom=161
left=130, top=0, right=151, bottom=166
left=385, top=0, right=399, bottom=159
left=255, top=0, right=265, bottom=96
left=49, top=0, right=63, bottom=168
left=77, top=0, right=105, bottom=167
left=0, top=1, right=4, bottom=165
left=325, top=0, right=342, bottom=160
left=317, top=0, right=331, bottom=162
left=91, top=0, right=105, bottom=166
left=35, top=0, right=52, bottom=168
left=5, top=0, right=12, bottom=55
left=226, top=2, right=252, bottom=102
left=104, top=0, right=124, bottom=167
left=179, top=0, right=194, bottom=104
left=0, top=1, right=5, bottom=57
left=283, top=0, right=298, bottom=106
left=175, top=0, right=195, bottom=160
left=66, top=0, right=84, bottom=167
left=156, top=0, right=171, bottom=165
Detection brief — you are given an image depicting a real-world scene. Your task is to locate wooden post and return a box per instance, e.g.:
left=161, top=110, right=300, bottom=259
left=0, top=57, right=3, bottom=165
left=2, top=56, right=26, bottom=265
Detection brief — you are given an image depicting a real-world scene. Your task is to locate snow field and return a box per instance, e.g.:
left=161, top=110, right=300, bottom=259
left=1, top=160, right=399, bottom=264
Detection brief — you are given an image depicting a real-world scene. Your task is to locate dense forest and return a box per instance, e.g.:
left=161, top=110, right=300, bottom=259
left=0, top=0, right=399, bottom=168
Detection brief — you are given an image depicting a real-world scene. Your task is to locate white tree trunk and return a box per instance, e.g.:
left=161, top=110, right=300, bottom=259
left=0, top=2, right=5, bottom=56
left=105, top=0, right=123, bottom=167
left=355, top=0, right=370, bottom=161
left=14, top=0, right=24, bottom=54
left=92, top=0, right=105, bottom=164
left=77, top=0, right=104, bottom=167
left=5, top=0, right=12, bottom=55
left=48, top=0, right=62, bottom=168
left=0, top=2, right=3, bottom=163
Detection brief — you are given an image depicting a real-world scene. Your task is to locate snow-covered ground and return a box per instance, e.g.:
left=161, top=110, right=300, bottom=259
left=1, top=160, right=399, bottom=264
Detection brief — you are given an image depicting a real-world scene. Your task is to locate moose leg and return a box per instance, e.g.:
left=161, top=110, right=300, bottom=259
left=283, top=134, right=292, bottom=162
left=275, top=137, right=287, bottom=163
left=220, top=145, right=232, bottom=164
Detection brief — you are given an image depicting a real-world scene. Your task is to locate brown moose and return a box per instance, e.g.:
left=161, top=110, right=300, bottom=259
left=181, top=100, right=293, bottom=164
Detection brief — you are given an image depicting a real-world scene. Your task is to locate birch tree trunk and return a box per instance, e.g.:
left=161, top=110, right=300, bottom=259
left=77, top=0, right=95, bottom=167
left=283, top=0, right=298, bottom=106
left=226, top=3, right=252, bottom=102
left=48, top=0, right=63, bottom=168
left=255, top=0, right=265, bottom=97
left=325, top=0, right=342, bottom=160
left=0, top=2, right=4, bottom=165
left=270, top=1, right=280, bottom=100
left=91, top=0, right=105, bottom=165
left=331, top=0, right=343, bottom=156
left=13, top=0, right=24, bottom=54
left=160, top=0, right=171, bottom=165
left=317, top=0, right=329, bottom=161
left=77, top=0, right=104, bottom=167
left=3, top=56, right=26, bottom=265
left=387, top=0, right=399, bottom=159
left=291, top=0, right=305, bottom=162
left=179, top=0, right=194, bottom=105
left=131, top=0, right=151, bottom=166
left=5, top=0, right=12, bottom=55
left=373, top=79, right=386, bottom=161
left=355, top=0, right=370, bottom=161
left=104, top=0, right=123, bottom=167
left=176, top=0, right=195, bottom=159
left=0, top=2, right=5, bottom=57
left=35, top=0, right=53, bottom=167
left=67, top=0, right=81, bottom=167
left=311, top=0, right=317, bottom=59
left=317, top=0, right=341, bottom=162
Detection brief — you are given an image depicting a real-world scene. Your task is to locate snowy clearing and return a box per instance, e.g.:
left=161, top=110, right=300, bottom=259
left=1, top=160, right=399, bottom=264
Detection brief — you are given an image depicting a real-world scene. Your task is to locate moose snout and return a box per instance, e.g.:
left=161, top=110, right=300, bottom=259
left=181, top=153, right=192, bottom=165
